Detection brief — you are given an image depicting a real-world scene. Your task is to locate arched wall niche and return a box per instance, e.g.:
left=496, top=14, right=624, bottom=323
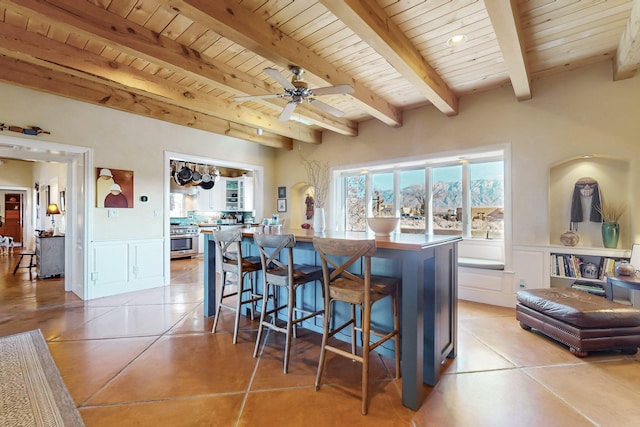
left=549, top=156, right=630, bottom=249
left=290, top=181, right=314, bottom=230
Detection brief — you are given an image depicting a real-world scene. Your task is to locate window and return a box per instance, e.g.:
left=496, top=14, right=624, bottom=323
left=432, top=165, right=462, bottom=236
left=470, top=161, right=504, bottom=239
left=335, top=149, right=505, bottom=240
left=345, top=175, right=366, bottom=231
left=399, top=169, right=426, bottom=233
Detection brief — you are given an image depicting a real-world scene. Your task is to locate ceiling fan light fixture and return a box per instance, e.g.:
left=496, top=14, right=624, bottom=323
left=447, top=34, right=467, bottom=46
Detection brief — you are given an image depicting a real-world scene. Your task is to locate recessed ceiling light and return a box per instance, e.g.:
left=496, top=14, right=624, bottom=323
left=447, top=34, right=467, bottom=46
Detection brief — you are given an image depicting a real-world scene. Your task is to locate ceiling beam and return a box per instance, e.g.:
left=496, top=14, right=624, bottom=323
left=167, top=0, right=403, bottom=127
left=0, top=0, right=336, bottom=140
left=484, top=0, right=531, bottom=101
left=614, top=0, right=640, bottom=81
left=319, top=0, right=458, bottom=116
left=0, top=21, right=319, bottom=144
left=0, top=55, right=294, bottom=150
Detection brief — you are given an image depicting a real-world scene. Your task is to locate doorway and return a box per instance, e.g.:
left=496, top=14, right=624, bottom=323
left=0, top=134, right=90, bottom=299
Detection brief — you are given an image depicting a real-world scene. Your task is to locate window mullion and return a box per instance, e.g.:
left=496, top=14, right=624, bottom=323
left=462, top=162, right=471, bottom=237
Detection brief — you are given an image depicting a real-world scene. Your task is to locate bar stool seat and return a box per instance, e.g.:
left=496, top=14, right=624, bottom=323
left=313, top=237, right=401, bottom=415
left=211, top=228, right=262, bottom=344
left=13, top=250, right=36, bottom=278
left=253, top=232, right=324, bottom=373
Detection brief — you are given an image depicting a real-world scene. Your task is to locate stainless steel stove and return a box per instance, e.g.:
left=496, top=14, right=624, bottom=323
left=170, top=224, right=199, bottom=259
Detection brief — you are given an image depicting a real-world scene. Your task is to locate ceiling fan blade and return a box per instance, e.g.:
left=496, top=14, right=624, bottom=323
left=279, top=101, right=298, bottom=121
left=307, top=99, right=345, bottom=117
left=264, top=68, right=295, bottom=90
left=311, top=84, right=354, bottom=96
left=233, top=93, right=282, bottom=101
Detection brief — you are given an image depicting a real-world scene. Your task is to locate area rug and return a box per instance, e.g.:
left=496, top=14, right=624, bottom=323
left=0, top=329, right=84, bottom=426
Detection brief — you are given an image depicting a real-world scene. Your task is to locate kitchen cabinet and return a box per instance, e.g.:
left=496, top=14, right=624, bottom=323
left=196, top=179, right=225, bottom=211
left=225, top=177, right=254, bottom=211
left=36, top=236, right=64, bottom=278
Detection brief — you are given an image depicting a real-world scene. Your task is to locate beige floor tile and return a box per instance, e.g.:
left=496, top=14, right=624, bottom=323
left=525, top=360, right=640, bottom=426
left=239, top=384, right=412, bottom=426
left=48, top=337, right=158, bottom=404
left=85, top=334, right=258, bottom=405
left=444, top=326, right=515, bottom=374
left=58, top=303, right=199, bottom=340
left=414, top=369, right=594, bottom=427
left=80, top=395, right=244, bottom=427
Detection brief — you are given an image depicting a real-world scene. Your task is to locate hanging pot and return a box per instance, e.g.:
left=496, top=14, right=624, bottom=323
left=191, top=164, right=203, bottom=185
left=173, top=162, right=183, bottom=186
left=176, top=162, right=193, bottom=186
left=201, top=165, right=212, bottom=183
left=200, top=179, right=215, bottom=190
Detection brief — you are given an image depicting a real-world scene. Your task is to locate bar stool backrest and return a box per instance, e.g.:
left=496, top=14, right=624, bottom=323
left=313, top=238, right=377, bottom=293
left=253, top=233, right=296, bottom=286
left=211, top=228, right=245, bottom=274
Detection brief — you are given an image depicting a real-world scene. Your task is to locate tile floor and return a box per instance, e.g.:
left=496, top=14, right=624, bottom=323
left=2, top=254, right=640, bottom=426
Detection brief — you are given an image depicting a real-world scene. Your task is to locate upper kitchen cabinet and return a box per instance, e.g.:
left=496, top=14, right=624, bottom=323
left=225, top=177, right=254, bottom=212
left=196, top=178, right=225, bottom=212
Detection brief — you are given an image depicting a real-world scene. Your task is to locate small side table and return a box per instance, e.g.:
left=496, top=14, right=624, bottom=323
left=604, top=275, right=640, bottom=301
left=13, top=250, right=36, bottom=279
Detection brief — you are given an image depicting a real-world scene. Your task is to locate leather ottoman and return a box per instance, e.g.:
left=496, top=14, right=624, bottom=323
left=516, top=288, right=640, bottom=357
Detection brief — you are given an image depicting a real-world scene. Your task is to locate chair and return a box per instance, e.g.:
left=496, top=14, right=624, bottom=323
left=211, top=228, right=262, bottom=344
left=253, top=233, right=324, bottom=373
left=13, top=250, right=36, bottom=279
left=312, top=237, right=401, bottom=415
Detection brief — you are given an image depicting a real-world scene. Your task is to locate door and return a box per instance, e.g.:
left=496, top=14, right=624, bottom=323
left=3, top=193, right=23, bottom=245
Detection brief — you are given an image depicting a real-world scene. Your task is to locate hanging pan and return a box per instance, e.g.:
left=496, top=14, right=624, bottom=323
left=191, top=164, right=203, bottom=185
left=200, top=166, right=215, bottom=190
left=176, top=162, right=193, bottom=186
left=201, top=165, right=212, bottom=184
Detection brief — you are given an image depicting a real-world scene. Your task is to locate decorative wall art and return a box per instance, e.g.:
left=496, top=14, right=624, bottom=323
left=277, top=198, right=287, bottom=212
left=570, top=177, right=602, bottom=229
left=96, top=167, right=134, bottom=208
left=278, top=186, right=286, bottom=198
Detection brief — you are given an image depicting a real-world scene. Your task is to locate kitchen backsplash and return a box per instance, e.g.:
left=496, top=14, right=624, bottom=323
left=170, top=210, right=255, bottom=225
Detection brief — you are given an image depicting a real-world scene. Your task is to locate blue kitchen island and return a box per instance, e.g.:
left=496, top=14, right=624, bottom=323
left=202, top=227, right=460, bottom=411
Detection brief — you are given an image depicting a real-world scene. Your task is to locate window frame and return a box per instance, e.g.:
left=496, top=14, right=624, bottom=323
left=331, top=146, right=509, bottom=247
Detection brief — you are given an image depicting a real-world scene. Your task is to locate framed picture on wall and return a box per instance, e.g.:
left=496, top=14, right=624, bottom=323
left=277, top=198, right=287, bottom=212
left=278, top=186, right=286, bottom=198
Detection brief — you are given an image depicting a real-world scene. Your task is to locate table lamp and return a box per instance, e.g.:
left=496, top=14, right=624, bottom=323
left=46, top=203, right=60, bottom=229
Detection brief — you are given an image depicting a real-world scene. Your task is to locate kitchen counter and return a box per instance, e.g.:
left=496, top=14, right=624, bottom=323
left=202, top=227, right=460, bottom=411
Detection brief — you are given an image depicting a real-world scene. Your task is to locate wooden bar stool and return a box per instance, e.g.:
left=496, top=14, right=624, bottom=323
left=312, top=237, right=401, bottom=415
left=210, top=228, right=262, bottom=344
left=252, top=233, right=324, bottom=373
left=13, top=250, right=37, bottom=279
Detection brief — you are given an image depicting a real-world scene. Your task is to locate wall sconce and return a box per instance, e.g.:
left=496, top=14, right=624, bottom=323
left=46, top=203, right=60, bottom=229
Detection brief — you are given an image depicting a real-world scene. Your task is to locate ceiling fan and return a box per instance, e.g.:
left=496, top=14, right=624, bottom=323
left=233, top=66, right=354, bottom=122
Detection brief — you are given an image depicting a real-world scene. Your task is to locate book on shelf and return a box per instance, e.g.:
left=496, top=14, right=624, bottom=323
left=599, top=257, right=617, bottom=280
left=570, top=281, right=606, bottom=297
left=551, top=254, right=584, bottom=279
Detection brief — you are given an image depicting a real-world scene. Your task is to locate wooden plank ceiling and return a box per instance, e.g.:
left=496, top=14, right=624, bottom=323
left=0, top=0, right=638, bottom=150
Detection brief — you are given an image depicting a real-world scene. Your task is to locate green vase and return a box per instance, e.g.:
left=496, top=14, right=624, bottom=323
left=602, top=222, right=620, bottom=248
